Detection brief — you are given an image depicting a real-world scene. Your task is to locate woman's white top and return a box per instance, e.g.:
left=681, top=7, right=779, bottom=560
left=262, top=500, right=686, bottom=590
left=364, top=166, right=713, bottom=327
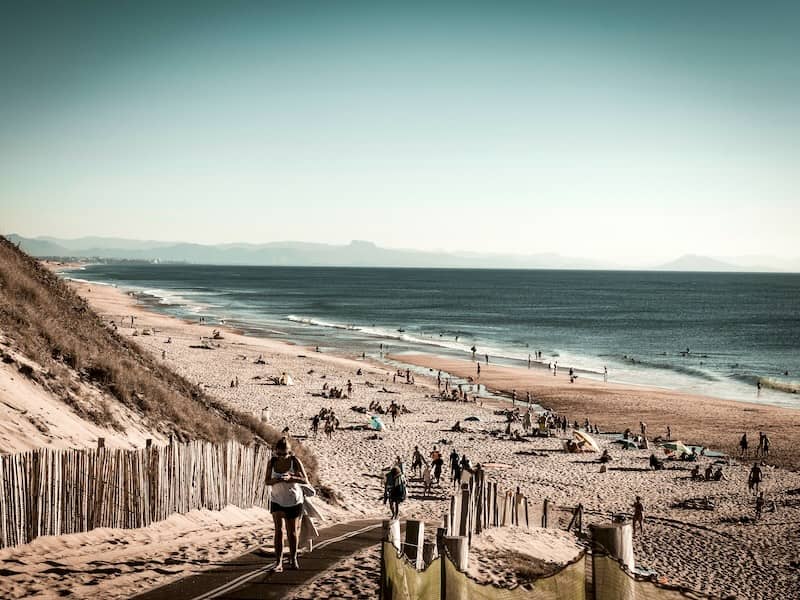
left=271, top=458, right=304, bottom=507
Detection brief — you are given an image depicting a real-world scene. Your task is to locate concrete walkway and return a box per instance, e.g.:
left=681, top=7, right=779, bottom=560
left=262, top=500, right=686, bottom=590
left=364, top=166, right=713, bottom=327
left=132, top=519, right=384, bottom=600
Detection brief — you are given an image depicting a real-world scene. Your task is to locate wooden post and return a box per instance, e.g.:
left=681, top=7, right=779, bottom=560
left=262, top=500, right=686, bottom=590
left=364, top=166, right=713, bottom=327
left=458, top=485, right=470, bottom=537
left=437, top=528, right=446, bottom=600
left=524, top=497, right=530, bottom=528
left=97, top=438, right=105, bottom=449
left=590, top=521, right=635, bottom=571
left=543, top=497, right=549, bottom=528
left=422, top=540, right=437, bottom=567
left=403, top=520, right=425, bottom=569
left=145, top=439, right=152, bottom=449
left=449, top=496, right=456, bottom=535
left=380, top=520, right=391, bottom=600
left=443, top=536, right=469, bottom=571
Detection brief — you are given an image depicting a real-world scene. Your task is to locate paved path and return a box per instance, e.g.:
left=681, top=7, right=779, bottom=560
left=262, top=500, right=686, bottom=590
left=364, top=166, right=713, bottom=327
left=132, top=519, right=385, bottom=600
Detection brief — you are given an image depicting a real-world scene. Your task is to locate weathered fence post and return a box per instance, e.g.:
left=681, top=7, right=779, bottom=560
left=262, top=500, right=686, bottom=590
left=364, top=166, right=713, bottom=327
left=380, top=520, right=391, bottom=600
left=443, top=536, right=469, bottom=571
left=458, top=485, right=470, bottom=537
left=96, top=438, right=105, bottom=449
left=437, top=527, right=446, bottom=600
left=403, top=520, right=425, bottom=569
left=590, top=519, right=635, bottom=571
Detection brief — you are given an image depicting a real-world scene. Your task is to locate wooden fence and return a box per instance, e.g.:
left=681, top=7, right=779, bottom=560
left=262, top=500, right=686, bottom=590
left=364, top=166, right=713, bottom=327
left=446, top=471, right=583, bottom=543
left=0, top=440, right=272, bottom=549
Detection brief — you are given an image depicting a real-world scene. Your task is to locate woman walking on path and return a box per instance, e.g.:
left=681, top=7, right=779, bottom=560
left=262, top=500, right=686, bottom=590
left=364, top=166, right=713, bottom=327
left=266, top=437, right=309, bottom=572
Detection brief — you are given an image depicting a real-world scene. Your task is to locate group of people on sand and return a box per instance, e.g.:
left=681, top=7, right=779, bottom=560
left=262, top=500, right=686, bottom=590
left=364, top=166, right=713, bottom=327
left=368, top=400, right=409, bottom=422
left=320, top=381, right=348, bottom=399
left=739, top=431, right=771, bottom=458
left=310, top=408, right=340, bottom=439
left=383, top=444, right=484, bottom=518
left=392, top=368, right=415, bottom=385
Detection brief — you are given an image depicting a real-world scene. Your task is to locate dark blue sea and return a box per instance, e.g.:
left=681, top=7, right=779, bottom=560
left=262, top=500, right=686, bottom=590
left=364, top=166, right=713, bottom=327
left=65, top=265, right=800, bottom=407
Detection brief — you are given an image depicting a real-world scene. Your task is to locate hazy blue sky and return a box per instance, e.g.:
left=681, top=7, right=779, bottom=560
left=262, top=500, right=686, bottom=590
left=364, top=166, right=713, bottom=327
left=1, top=1, right=798, bottom=263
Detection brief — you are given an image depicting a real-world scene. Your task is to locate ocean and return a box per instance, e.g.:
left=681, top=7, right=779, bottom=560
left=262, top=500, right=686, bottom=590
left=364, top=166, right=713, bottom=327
left=65, top=264, right=800, bottom=408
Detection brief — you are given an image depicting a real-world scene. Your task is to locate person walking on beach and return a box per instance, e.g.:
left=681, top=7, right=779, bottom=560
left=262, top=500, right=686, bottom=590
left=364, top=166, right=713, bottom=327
left=666, top=425, right=672, bottom=440
left=383, top=466, right=407, bottom=520
left=740, top=433, right=749, bottom=458
left=511, top=389, right=516, bottom=406
left=755, top=492, right=765, bottom=520
left=477, top=362, right=481, bottom=378
left=449, top=449, right=460, bottom=482
left=632, top=496, right=644, bottom=535
left=411, top=446, right=426, bottom=477
left=266, top=437, right=309, bottom=571
left=761, top=433, right=770, bottom=458
left=603, top=366, right=608, bottom=382
left=748, top=463, right=763, bottom=494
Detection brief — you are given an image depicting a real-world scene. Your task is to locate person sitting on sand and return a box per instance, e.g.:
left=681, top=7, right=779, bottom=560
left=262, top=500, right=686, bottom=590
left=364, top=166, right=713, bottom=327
left=649, top=453, right=664, bottom=470
left=452, top=421, right=464, bottom=433
left=691, top=464, right=701, bottom=480
left=599, top=449, right=612, bottom=464
left=704, top=464, right=714, bottom=481
left=266, top=437, right=309, bottom=572
left=713, top=467, right=727, bottom=481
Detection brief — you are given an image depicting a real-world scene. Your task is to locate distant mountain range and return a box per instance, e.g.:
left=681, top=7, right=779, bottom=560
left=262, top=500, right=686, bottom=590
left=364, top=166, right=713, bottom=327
left=4, top=234, right=798, bottom=272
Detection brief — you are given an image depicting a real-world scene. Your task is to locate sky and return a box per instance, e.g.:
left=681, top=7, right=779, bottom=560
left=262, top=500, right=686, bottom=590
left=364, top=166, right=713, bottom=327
left=1, top=1, right=798, bottom=264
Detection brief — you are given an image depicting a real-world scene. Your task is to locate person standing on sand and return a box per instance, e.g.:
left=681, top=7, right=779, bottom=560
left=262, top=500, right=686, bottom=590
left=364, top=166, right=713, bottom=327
left=411, top=446, right=426, bottom=477
left=477, top=362, right=481, bottom=378
left=383, top=466, right=407, bottom=520
left=755, top=491, right=765, bottom=520
left=604, top=366, right=608, bottom=382
left=748, top=463, right=763, bottom=494
left=266, top=438, right=309, bottom=572
left=632, top=496, right=644, bottom=535
left=740, top=433, right=749, bottom=457
left=449, top=448, right=460, bottom=482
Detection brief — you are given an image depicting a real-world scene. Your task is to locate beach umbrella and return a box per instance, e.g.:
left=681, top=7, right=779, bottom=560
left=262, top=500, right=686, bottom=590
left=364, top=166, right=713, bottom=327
left=369, top=415, right=385, bottom=431
left=464, top=416, right=481, bottom=422
left=573, top=430, right=600, bottom=452
left=661, top=440, right=691, bottom=456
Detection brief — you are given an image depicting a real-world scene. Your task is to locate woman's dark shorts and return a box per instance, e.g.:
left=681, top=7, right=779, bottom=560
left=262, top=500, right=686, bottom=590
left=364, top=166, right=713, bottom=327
left=271, top=502, right=303, bottom=519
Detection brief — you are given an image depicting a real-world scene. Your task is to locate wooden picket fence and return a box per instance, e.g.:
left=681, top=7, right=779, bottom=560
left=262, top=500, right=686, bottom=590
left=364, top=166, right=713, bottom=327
left=0, top=440, right=272, bottom=549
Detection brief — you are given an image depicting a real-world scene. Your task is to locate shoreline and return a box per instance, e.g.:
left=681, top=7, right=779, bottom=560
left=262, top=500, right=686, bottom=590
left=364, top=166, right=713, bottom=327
left=57, top=264, right=800, bottom=471
left=395, top=353, right=800, bottom=471
left=53, top=263, right=800, bottom=410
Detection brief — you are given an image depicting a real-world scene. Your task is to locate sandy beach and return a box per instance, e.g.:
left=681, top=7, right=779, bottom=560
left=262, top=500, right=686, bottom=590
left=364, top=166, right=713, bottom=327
left=394, top=354, right=800, bottom=471
left=3, top=276, right=798, bottom=599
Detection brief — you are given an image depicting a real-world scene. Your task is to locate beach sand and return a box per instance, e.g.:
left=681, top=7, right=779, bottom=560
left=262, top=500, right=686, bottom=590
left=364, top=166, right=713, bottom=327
left=2, top=277, right=798, bottom=599
left=394, top=354, right=800, bottom=470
